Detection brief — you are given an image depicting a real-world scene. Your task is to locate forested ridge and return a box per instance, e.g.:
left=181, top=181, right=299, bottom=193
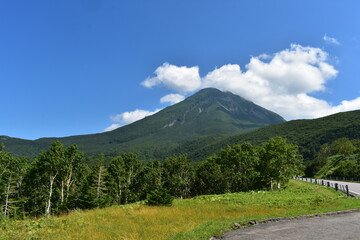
left=2, top=109, right=360, bottom=165
left=0, top=88, right=285, bottom=158
left=305, top=137, right=360, bottom=179
left=178, top=109, right=360, bottom=162
left=0, top=137, right=302, bottom=219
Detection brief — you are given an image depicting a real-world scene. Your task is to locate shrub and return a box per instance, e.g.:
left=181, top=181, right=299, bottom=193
left=146, top=189, right=174, bottom=206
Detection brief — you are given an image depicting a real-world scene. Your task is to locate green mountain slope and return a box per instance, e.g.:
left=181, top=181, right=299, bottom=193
left=314, top=154, right=359, bottom=178
left=0, top=88, right=285, bottom=158
left=179, top=110, right=360, bottom=162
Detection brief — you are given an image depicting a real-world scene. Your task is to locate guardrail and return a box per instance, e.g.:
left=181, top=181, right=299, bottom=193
left=294, top=177, right=351, bottom=197
left=321, top=176, right=360, bottom=182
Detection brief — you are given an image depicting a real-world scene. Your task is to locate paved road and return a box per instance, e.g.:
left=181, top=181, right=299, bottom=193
left=220, top=211, right=360, bottom=240
left=299, top=178, right=360, bottom=197
left=322, top=179, right=360, bottom=196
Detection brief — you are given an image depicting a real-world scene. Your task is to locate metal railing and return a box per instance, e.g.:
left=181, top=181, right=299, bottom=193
left=294, top=177, right=351, bottom=197
left=322, top=176, right=360, bottom=182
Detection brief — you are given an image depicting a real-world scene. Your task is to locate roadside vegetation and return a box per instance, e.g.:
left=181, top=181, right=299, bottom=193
left=305, top=137, right=360, bottom=179
left=1, top=180, right=359, bottom=240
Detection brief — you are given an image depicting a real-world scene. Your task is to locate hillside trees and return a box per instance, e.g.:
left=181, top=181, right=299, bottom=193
left=306, top=137, right=360, bottom=178
left=0, top=145, right=29, bottom=218
left=0, top=145, right=14, bottom=217
left=332, top=158, right=359, bottom=178
left=1, top=136, right=305, bottom=219
left=2, top=157, right=28, bottom=218
left=305, top=143, right=332, bottom=177
left=24, top=141, right=88, bottom=215
left=194, top=137, right=303, bottom=194
left=330, top=138, right=356, bottom=155
left=24, top=141, right=65, bottom=216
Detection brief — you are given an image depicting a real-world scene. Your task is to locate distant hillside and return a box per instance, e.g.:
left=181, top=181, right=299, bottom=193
left=0, top=88, right=285, bottom=158
left=313, top=154, right=358, bottom=178
left=177, top=110, right=360, bottom=162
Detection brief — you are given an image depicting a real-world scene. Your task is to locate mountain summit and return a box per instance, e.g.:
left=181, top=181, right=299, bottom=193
left=1, top=88, right=285, bottom=158
left=148, top=88, right=285, bottom=137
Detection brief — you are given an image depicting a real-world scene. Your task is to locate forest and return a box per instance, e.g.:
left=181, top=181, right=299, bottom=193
left=0, top=136, right=303, bottom=219
left=305, top=137, right=360, bottom=179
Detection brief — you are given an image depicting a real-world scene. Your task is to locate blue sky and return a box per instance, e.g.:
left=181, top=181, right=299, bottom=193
left=1, top=0, right=360, bottom=140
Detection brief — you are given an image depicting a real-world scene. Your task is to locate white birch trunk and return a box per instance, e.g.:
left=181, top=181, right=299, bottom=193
left=96, top=166, right=103, bottom=200
left=60, top=180, right=64, bottom=204
left=3, top=176, right=11, bottom=217
left=65, top=170, right=73, bottom=200
left=45, top=174, right=57, bottom=216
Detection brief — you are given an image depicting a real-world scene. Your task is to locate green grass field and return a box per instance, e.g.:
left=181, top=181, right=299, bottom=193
left=1, top=180, right=360, bottom=240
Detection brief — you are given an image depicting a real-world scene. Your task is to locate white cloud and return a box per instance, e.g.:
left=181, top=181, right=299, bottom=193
left=104, top=108, right=162, bottom=132
left=323, top=34, right=340, bottom=45
left=141, top=62, right=201, bottom=93
left=145, top=44, right=360, bottom=120
left=104, top=123, right=121, bottom=132
left=202, top=44, right=342, bottom=119
left=160, top=93, right=185, bottom=105
left=111, top=109, right=161, bottom=125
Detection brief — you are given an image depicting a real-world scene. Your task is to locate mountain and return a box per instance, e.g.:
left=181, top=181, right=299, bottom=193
left=178, top=109, right=360, bottom=162
left=0, top=88, right=285, bottom=158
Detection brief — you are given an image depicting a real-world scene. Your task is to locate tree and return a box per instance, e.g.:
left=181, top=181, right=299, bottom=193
left=134, top=159, right=163, bottom=200
left=85, top=154, right=109, bottom=208
left=259, top=137, right=303, bottom=190
left=122, top=153, right=141, bottom=203
left=58, top=145, right=84, bottom=211
left=0, top=147, right=20, bottom=218
left=351, top=139, right=360, bottom=153
left=332, top=159, right=359, bottom=179
left=330, top=138, right=356, bottom=156
left=163, top=155, right=194, bottom=199
left=304, top=143, right=331, bottom=177
left=1, top=156, right=29, bottom=218
left=107, top=156, right=126, bottom=205
left=217, top=142, right=260, bottom=192
left=146, top=188, right=174, bottom=206
left=22, top=142, right=62, bottom=216
left=194, top=156, right=226, bottom=195
left=36, top=141, right=65, bottom=216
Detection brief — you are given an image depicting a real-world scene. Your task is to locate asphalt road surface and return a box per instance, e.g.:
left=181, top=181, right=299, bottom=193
left=321, top=179, right=360, bottom=197
left=220, top=211, right=360, bottom=240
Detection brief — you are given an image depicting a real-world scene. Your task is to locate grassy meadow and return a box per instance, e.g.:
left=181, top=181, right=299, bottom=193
left=1, top=180, right=360, bottom=240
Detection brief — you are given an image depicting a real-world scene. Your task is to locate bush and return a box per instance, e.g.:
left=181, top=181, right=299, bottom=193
left=146, top=189, right=174, bottom=206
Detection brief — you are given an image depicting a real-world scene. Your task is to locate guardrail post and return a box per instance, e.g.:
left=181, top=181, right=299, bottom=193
left=335, top=183, right=338, bottom=191
left=327, top=182, right=330, bottom=187
left=321, top=180, right=324, bottom=186
left=346, top=185, right=350, bottom=196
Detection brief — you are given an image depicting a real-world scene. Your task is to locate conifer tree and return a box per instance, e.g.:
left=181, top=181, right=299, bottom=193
left=107, top=156, right=126, bottom=205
